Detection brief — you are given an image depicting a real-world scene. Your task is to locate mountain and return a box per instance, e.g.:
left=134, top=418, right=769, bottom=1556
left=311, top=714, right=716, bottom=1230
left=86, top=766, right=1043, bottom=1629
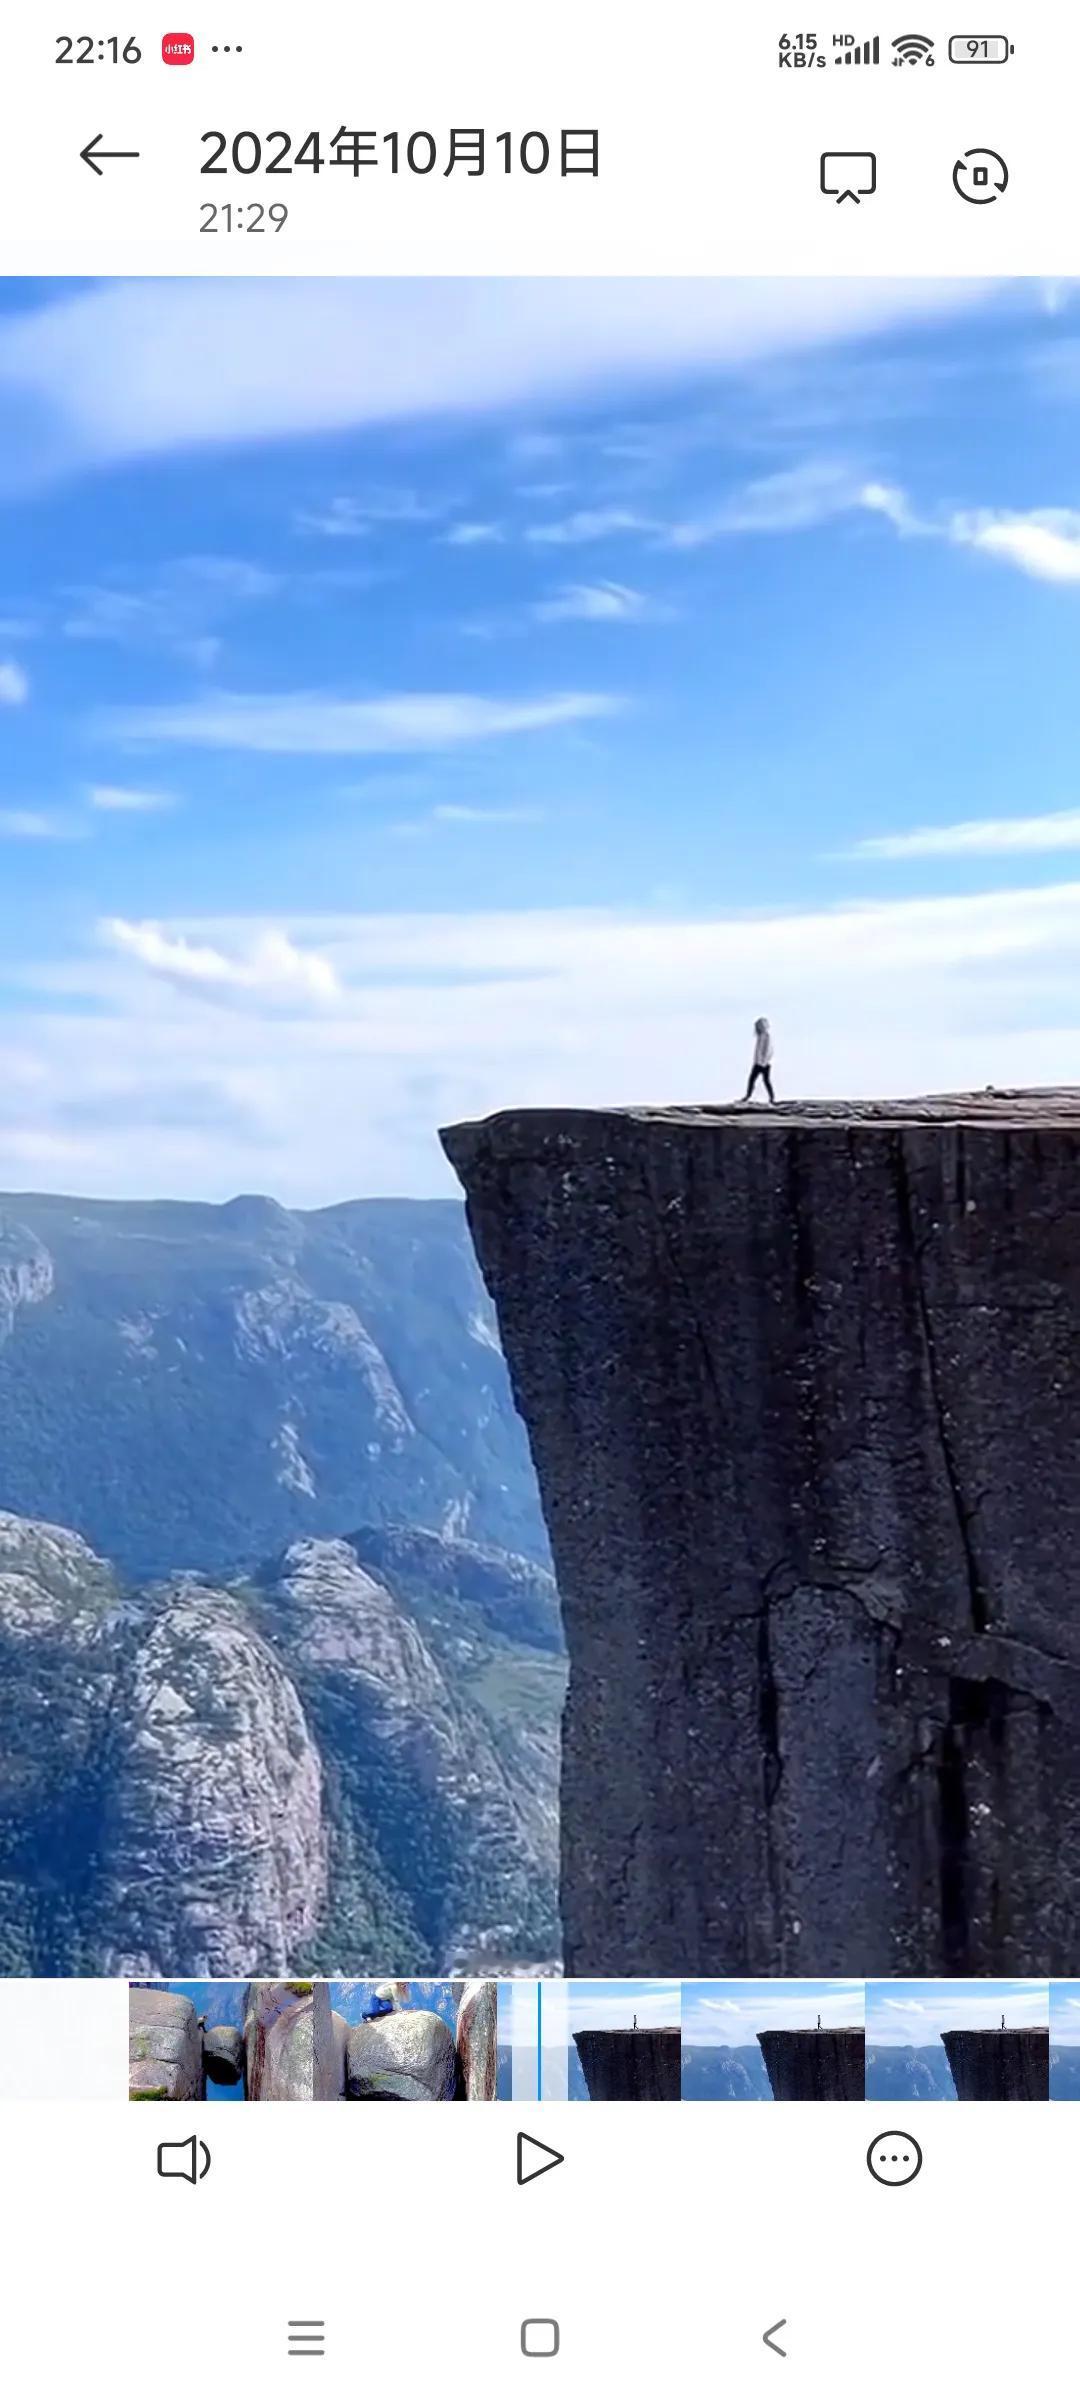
left=1049, top=2048, right=1080, bottom=2099
left=0, top=1510, right=563, bottom=1976
left=0, top=1193, right=545, bottom=1577
left=864, top=2044, right=957, bottom=2101
left=680, top=2045, right=772, bottom=2101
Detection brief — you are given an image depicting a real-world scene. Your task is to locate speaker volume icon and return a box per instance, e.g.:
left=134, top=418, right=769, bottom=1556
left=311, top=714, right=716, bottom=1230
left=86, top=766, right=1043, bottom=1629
left=156, top=2134, right=212, bottom=2184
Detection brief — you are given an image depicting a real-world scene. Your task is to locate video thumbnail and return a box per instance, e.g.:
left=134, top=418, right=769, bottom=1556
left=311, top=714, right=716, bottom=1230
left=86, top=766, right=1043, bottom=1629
left=681, top=1981, right=865, bottom=2100
left=321, top=1980, right=497, bottom=2100
left=865, top=1982, right=1050, bottom=2102
left=130, top=1978, right=497, bottom=2099
left=129, top=1980, right=316, bottom=2101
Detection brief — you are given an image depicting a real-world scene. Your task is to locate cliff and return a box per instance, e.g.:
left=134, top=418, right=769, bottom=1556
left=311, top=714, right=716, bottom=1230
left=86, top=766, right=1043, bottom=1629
left=442, top=1092, right=1080, bottom=1976
left=758, top=2028, right=865, bottom=2101
left=942, top=2028, right=1049, bottom=2101
left=574, top=2026, right=682, bottom=2101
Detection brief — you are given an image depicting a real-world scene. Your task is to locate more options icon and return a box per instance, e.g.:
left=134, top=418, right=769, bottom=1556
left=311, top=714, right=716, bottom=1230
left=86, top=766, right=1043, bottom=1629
left=820, top=151, right=877, bottom=204
left=953, top=146, right=1008, bottom=201
left=867, top=2130, right=923, bottom=2187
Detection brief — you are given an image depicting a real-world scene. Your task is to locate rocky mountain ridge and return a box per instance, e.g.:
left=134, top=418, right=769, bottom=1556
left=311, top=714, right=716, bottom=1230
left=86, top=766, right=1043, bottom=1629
left=0, top=1510, right=562, bottom=1977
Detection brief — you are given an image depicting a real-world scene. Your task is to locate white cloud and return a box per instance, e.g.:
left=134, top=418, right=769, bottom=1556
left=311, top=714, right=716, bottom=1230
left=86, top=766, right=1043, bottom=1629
left=668, top=459, right=869, bottom=546
left=0, top=660, right=29, bottom=705
left=532, top=581, right=662, bottom=624
left=856, top=479, right=1080, bottom=585
left=527, top=507, right=654, bottom=545
left=101, top=918, right=341, bottom=1006
left=0, top=279, right=1003, bottom=481
left=294, top=489, right=437, bottom=537
left=850, top=809, right=1080, bottom=860
left=7, top=873, right=1080, bottom=1202
left=951, top=507, right=1080, bottom=584
left=0, top=809, right=81, bottom=841
left=100, top=688, right=620, bottom=754
left=391, top=802, right=545, bottom=838
left=433, top=804, right=544, bottom=825
left=89, top=784, right=174, bottom=815
left=443, top=522, right=504, bottom=547
left=62, top=556, right=278, bottom=660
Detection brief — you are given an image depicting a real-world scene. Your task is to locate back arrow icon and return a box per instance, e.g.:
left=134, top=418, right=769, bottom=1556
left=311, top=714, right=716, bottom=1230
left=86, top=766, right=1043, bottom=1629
left=763, top=2321, right=788, bottom=2358
left=80, top=134, right=141, bottom=175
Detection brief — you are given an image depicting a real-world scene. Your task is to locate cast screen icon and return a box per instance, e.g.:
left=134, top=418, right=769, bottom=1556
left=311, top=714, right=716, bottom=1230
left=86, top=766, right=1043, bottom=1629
left=820, top=151, right=877, bottom=203
left=953, top=145, right=1008, bottom=200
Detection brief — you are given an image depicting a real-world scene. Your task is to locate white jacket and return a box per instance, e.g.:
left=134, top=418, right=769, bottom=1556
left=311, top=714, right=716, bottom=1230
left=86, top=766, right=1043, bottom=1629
left=753, top=1025, right=773, bottom=1066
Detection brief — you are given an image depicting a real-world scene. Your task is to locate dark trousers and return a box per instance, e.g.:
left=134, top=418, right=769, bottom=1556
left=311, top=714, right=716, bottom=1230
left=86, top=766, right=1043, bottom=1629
left=745, top=1063, right=775, bottom=1102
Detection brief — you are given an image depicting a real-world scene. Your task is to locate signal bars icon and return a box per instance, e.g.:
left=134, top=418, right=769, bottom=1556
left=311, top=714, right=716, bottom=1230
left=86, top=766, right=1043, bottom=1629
left=833, top=34, right=881, bottom=63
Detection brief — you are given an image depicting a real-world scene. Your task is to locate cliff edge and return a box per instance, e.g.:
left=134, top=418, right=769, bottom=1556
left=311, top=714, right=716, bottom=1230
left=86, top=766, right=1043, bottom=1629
left=442, top=1092, right=1080, bottom=1976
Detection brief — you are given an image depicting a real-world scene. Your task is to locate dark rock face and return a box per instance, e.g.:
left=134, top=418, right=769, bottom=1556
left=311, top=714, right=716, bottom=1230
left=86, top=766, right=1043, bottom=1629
left=758, top=2028, right=865, bottom=2101
left=574, top=2028, right=681, bottom=2101
left=128, top=1987, right=204, bottom=2100
left=346, top=2008, right=461, bottom=2099
left=942, top=2028, right=1049, bottom=2101
left=443, top=1093, right=1080, bottom=1976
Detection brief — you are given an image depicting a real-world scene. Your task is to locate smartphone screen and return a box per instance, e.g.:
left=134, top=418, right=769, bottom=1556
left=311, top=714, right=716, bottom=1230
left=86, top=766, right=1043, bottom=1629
left=0, top=7, right=1071, bottom=2389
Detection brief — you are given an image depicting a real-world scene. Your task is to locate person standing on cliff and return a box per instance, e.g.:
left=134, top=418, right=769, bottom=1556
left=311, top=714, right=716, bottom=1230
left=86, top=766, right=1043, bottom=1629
left=744, top=1017, right=776, bottom=1103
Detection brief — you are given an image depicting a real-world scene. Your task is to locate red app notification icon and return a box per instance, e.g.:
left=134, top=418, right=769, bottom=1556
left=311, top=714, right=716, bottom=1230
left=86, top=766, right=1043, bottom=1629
left=162, top=32, right=195, bottom=64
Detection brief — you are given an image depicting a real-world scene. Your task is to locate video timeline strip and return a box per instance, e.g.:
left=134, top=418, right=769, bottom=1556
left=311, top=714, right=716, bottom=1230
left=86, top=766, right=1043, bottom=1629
left=131, top=1977, right=1080, bottom=2102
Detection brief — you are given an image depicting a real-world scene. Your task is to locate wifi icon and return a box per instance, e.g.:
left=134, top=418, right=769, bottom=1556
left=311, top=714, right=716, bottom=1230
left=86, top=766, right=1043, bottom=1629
left=892, top=32, right=935, bottom=63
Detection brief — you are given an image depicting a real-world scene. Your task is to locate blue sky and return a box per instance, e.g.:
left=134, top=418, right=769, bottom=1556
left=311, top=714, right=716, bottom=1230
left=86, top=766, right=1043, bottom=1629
left=1050, top=1985, right=1080, bottom=2046
left=682, top=1979, right=863, bottom=2045
left=4, top=275, right=1080, bottom=1201
left=564, top=1979, right=679, bottom=2033
left=865, top=1980, right=1049, bottom=2044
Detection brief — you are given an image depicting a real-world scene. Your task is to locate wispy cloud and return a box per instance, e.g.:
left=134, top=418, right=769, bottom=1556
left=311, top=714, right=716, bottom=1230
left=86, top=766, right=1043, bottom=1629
left=850, top=809, right=1080, bottom=860
left=102, top=918, right=341, bottom=1006
left=527, top=507, right=655, bottom=545
left=89, top=784, right=174, bottom=815
left=0, top=279, right=1002, bottom=482
left=532, top=581, right=667, bottom=624
left=0, top=660, right=28, bottom=705
left=0, top=808, right=83, bottom=841
left=99, top=688, right=621, bottom=755
left=293, top=488, right=439, bottom=538
left=668, top=459, right=869, bottom=546
left=442, top=521, right=504, bottom=547
left=390, top=802, right=545, bottom=839
left=860, top=479, right=1080, bottom=585
left=62, top=556, right=278, bottom=663
left=951, top=507, right=1080, bottom=584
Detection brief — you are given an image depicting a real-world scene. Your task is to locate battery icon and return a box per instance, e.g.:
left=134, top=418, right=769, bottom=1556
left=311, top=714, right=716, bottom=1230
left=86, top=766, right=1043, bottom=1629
left=948, top=35, right=1014, bottom=61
